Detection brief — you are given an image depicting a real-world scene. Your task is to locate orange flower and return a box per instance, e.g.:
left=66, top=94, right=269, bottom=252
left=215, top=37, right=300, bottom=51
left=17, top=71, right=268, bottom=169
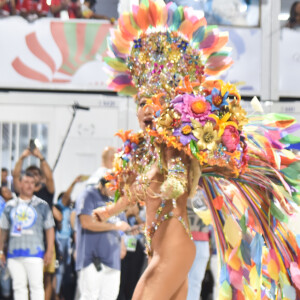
left=175, top=75, right=200, bottom=94
left=115, top=129, right=132, bottom=142
left=191, top=99, right=209, bottom=114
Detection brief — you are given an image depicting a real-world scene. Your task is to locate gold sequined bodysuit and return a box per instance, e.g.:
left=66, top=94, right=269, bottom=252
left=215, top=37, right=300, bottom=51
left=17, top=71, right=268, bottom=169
left=135, top=150, right=193, bottom=257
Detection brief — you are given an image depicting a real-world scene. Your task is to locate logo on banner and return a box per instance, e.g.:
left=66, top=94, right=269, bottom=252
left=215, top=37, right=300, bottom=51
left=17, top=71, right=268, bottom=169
left=12, top=21, right=111, bottom=84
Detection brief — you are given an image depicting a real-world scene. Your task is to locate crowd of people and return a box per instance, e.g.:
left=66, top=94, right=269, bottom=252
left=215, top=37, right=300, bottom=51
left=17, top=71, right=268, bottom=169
left=0, top=144, right=217, bottom=300
left=0, top=0, right=117, bottom=22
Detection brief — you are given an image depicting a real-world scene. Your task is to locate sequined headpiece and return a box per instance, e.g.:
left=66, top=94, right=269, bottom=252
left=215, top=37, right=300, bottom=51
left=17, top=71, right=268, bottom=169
left=105, top=0, right=233, bottom=101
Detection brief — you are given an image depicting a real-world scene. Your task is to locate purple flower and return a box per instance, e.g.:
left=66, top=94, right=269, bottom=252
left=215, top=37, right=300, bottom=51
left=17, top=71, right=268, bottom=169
left=171, top=93, right=212, bottom=125
left=173, top=122, right=197, bottom=146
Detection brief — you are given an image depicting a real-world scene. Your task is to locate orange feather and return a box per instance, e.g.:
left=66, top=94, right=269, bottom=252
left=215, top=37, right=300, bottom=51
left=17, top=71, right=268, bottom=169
left=179, top=20, right=194, bottom=39
left=134, top=5, right=150, bottom=31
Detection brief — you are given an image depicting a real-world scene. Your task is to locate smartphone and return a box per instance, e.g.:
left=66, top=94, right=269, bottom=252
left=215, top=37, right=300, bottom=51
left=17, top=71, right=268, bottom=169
left=92, top=257, right=102, bottom=272
left=29, top=139, right=36, bottom=152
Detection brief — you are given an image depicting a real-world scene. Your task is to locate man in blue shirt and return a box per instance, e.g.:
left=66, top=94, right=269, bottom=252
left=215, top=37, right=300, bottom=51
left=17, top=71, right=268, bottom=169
left=76, top=177, right=130, bottom=300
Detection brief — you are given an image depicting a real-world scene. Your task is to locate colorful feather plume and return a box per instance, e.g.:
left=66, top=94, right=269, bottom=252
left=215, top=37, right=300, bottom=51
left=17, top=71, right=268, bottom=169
left=105, top=0, right=233, bottom=97
left=199, top=113, right=300, bottom=299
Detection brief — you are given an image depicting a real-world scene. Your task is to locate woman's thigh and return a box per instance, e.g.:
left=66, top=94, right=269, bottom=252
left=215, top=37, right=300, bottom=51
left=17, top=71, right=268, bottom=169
left=132, top=218, right=196, bottom=300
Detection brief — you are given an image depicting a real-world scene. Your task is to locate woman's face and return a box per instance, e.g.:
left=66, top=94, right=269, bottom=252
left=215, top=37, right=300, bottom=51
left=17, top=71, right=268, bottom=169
left=137, top=97, right=155, bottom=131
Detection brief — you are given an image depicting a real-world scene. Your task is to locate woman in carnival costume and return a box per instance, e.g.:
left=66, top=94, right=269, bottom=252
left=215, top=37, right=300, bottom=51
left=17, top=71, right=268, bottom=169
left=93, top=1, right=300, bottom=299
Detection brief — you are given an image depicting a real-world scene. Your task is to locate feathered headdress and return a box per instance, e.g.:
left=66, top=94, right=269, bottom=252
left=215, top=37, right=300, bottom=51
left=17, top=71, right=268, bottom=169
left=104, top=0, right=233, bottom=99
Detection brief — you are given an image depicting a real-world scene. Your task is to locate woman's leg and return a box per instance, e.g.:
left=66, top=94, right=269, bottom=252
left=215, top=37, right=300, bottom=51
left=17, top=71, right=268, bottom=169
left=132, top=218, right=196, bottom=300
left=172, top=278, right=188, bottom=300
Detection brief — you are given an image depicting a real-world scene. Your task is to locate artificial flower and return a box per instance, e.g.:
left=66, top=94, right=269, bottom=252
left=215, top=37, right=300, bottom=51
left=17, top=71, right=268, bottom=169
left=172, top=94, right=212, bottom=124
left=206, top=87, right=229, bottom=111
left=221, top=125, right=240, bottom=152
left=156, top=107, right=181, bottom=132
left=209, top=112, right=238, bottom=137
left=203, top=79, right=241, bottom=100
left=191, top=120, right=219, bottom=151
left=229, top=99, right=248, bottom=129
left=175, top=75, right=200, bottom=94
left=173, top=122, right=197, bottom=146
left=115, top=129, right=132, bottom=142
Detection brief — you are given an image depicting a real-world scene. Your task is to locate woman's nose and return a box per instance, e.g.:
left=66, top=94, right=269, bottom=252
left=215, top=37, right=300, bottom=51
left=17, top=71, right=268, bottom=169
left=143, top=104, right=155, bottom=115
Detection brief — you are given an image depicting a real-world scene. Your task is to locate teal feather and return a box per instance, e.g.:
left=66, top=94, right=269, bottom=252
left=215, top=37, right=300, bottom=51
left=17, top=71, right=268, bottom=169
left=192, top=26, right=206, bottom=45
left=170, top=6, right=184, bottom=31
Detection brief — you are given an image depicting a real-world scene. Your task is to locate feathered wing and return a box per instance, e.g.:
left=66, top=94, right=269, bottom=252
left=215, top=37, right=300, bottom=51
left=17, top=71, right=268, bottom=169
left=198, top=113, right=300, bottom=299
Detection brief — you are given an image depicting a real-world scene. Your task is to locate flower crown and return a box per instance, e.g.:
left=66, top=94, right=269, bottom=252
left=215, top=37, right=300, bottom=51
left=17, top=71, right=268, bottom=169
left=146, top=77, right=249, bottom=176
left=105, top=0, right=233, bottom=99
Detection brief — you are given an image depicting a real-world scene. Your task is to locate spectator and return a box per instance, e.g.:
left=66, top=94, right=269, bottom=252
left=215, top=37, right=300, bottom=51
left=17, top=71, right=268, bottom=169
left=49, top=0, right=81, bottom=19
left=0, top=171, right=55, bottom=300
left=75, top=177, right=130, bottom=300
left=81, top=0, right=115, bottom=22
left=0, top=186, right=13, bottom=203
left=54, top=175, right=82, bottom=300
left=0, top=186, right=13, bottom=300
left=19, top=0, right=49, bottom=21
left=117, top=203, right=146, bottom=300
left=1, top=168, right=8, bottom=187
left=0, top=0, right=17, bottom=16
left=286, top=1, right=300, bottom=29
left=13, top=146, right=56, bottom=300
left=85, top=146, right=116, bottom=187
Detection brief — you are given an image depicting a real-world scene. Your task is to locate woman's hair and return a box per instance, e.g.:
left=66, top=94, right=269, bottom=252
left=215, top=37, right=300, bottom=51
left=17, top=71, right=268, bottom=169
left=287, top=1, right=300, bottom=28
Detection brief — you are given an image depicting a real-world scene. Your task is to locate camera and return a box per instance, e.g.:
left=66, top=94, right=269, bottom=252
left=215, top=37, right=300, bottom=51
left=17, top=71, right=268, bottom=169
left=29, top=139, right=36, bottom=153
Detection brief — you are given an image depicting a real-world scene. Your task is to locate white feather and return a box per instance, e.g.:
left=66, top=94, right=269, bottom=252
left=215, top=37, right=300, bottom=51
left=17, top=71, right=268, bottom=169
left=251, top=96, right=264, bottom=113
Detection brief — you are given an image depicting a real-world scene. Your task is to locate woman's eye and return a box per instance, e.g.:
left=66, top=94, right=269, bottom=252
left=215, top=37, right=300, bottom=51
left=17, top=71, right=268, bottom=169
left=139, top=102, right=146, bottom=108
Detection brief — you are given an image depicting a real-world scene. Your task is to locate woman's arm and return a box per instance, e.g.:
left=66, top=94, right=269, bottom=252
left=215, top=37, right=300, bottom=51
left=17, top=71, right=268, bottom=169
left=92, top=195, right=132, bottom=222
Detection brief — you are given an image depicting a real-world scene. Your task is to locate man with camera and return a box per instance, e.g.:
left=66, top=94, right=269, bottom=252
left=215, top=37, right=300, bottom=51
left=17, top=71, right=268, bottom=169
left=13, top=141, right=56, bottom=300
left=75, top=177, right=130, bottom=300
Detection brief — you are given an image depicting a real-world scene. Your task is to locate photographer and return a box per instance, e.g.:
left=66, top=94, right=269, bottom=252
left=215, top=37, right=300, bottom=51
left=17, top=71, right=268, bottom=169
left=13, top=140, right=56, bottom=300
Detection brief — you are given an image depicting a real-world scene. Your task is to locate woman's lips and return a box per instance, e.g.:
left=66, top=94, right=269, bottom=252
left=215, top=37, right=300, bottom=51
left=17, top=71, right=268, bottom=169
left=144, top=118, right=153, bottom=128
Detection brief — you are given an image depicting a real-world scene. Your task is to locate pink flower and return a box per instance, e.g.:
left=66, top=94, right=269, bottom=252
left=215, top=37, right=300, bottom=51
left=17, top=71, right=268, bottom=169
left=171, top=94, right=212, bottom=124
left=221, top=126, right=240, bottom=152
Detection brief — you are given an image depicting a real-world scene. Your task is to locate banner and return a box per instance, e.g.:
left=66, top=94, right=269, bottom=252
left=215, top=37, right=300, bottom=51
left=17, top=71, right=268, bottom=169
left=0, top=17, right=113, bottom=91
left=0, top=17, right=261, bottom=94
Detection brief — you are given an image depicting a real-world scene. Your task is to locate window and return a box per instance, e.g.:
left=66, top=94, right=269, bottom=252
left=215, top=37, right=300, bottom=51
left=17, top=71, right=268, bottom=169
left=0, top=122, right=48, bottom=176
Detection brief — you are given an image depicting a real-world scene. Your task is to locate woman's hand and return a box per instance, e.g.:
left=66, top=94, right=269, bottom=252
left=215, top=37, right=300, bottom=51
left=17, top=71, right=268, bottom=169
left=92, top=207, right=109, bottom=222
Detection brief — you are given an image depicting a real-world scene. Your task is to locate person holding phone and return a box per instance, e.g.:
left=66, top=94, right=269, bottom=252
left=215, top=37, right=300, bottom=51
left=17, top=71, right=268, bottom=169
left=13, top=140, right=56, bottom=300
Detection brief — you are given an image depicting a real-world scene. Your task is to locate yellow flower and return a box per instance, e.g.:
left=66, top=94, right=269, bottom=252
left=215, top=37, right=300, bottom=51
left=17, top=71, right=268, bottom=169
left=209, top=112, right=238, bottom=137
left=229, top=99, right=248, bottom=129
left=221, top=81, right=241, bottom=100
left=191, top=119, right=219, bottom=151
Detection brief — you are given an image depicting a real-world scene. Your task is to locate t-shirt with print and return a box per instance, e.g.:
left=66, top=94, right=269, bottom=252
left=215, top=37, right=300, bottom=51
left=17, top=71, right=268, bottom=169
left=0, top=196, right=55, bottom=259
left=75, top=186, right=126, bottom=272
